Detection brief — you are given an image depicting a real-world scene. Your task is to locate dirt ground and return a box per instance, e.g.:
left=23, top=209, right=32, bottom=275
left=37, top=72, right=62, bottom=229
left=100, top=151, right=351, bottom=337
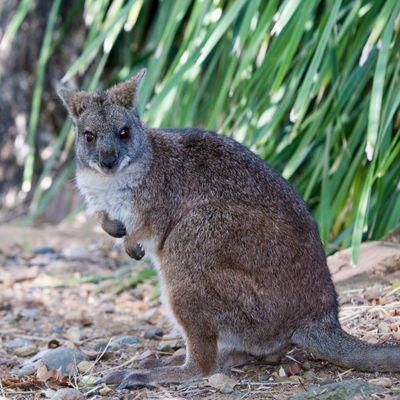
left=1, top=219, right=400, bottom=399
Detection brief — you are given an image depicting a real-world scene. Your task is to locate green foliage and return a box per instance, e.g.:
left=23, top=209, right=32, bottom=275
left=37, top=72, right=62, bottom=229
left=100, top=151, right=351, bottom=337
left=7, top=0, right=400, bottom=261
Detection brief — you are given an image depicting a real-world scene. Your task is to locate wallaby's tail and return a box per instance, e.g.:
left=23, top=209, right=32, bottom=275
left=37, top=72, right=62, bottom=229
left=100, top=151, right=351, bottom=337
left=292, top=319, right=400, bottom=372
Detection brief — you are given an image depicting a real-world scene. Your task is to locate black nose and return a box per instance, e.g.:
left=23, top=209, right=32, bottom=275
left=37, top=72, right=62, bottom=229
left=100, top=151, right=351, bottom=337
left=100, top=154, right=117, bottom=169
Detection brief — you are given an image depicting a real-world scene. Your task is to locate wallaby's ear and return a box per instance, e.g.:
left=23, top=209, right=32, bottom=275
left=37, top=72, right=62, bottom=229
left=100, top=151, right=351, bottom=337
left=56, top=85, right=93, bottom=119
left=106, top=68, right=146, bottom=109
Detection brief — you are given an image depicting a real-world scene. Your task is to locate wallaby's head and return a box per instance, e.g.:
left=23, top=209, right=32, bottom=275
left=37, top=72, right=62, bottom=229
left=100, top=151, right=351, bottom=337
left=57, top=69, right=147, bottom=175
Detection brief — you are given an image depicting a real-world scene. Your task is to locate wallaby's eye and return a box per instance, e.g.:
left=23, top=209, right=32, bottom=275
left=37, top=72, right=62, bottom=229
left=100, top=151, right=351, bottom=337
left=119, top=127, right=130, bottom=139
left=84, top=131, right=95, bottom=143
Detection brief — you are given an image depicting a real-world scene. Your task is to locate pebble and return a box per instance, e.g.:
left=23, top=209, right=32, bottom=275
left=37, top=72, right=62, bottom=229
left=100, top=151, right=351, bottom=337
left=368, top=377, right=392, bottom=388
left=5, top=338, right=33, bottom=349
left=14, top=344, right=38, bottom=357
left=20, top=308, right=41, bottom=319
left=51, top=388, right=84, bottom=400
left=77, top=360, right=94, bottom=373
left=63, top=246, right=88, bottom=260
left=158, top=342, right=173, bottom=352
left=364, top=287, right=381, bottom=301
left=65, top=326, right=82, bottom=343
left=144, top=327, right=163, bottom=339
left=118, top=335, right=140, bottom=345
left=30, top=255, right=54, bottom=266
left=287, top=380, right=384, bottom=399
left=377, top=322, right=391, bottom=334
left=52, top=324, right=63, bottom=332
left=93, top=340, right=119, bottom=352
left=303, top=370, right=316, bottom=381
left=99, top=387, right=112, bottom=396
left=18, top=347, right=89, bottom=376
left=208, top=373, right=238, bottom=393
left=259, top=372, right=269, bottom=381
left=302, top=361, right=311, bottom=370
left=33, top=246, right=57, bottom=255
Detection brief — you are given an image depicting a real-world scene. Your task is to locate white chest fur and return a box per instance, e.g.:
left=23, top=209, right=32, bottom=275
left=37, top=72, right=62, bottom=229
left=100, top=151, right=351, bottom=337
left=76, top=169, right=135, bottom=233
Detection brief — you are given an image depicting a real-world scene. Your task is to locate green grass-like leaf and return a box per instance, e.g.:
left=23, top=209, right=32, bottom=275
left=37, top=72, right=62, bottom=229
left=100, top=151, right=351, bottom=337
left=17, top=0, right=400, bottom=260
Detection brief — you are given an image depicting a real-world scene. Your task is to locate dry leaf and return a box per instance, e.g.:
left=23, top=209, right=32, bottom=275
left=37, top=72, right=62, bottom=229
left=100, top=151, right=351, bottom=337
left=36, top=362, right=68, bottom=386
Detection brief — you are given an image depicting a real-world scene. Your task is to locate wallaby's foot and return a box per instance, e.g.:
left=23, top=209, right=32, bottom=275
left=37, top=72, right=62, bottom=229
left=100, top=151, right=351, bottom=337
left=98, top=329, right=218, bottom=388
left=96, top=369, right=154, bottom=389
left=96, top=211, right=126, bottom=238
left=139, top=349, right=252, bottom=371
left=97, top=365, right=204, bottom=389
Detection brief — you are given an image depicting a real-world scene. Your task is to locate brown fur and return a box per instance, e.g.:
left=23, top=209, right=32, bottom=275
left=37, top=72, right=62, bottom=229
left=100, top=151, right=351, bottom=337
left=58, top=72, right=400, bottom=390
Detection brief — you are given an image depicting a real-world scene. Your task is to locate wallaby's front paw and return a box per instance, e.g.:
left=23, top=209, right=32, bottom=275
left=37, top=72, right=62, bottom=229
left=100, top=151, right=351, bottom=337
left=124, top=239, right=145, bottom=260
left=96, top=211, right=127, bottom=238
left=96, top=370, right=153, bottom=389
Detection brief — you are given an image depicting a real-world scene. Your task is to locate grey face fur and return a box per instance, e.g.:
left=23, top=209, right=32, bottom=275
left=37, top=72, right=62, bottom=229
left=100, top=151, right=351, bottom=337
left=57, top=69, right=147, bottom=175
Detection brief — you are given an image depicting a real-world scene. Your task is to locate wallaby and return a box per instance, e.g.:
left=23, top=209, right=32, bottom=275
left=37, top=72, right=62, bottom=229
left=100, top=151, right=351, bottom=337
left=58, top=70, right=400, bottom=389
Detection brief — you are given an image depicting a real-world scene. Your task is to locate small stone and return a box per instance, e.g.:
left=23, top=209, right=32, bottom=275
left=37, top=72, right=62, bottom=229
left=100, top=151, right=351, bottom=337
left=302, top=361, right=311, bottom=370
left=14, top=344, right=38, bottom=357
left=63, top=246, right=88, bottom=260
left=52, top=325, right=63, bottom=332
left=287, top=380, right=384, bottom=399
left=221, top=384, right=234, bottom=394
left=368, top=377, right=392, bottom=388
left=364, top=287, right=381, bottom=301
left=30, top=255, right=52, bottom=266
left=93, top=340, right=119, bottom=352
left=40, top=347, right=88, bottom=375
left=303, top=370, right=316, bottom=381
left=377, top=322, right=391, bottom=334
left=33, top=246, right=57, bottom=255
left=99, top=387, right=112, bottom=396
left=158, top=342, right=173, bottom=353
left=65, top=326, right=82, bottom=343
left=144, top=327, right=163, bottom=339
left=20, top=308, right=41, bottom=319
left=118, top=335, right=140, bottom=346
left=5, top=338, right=33, bottom=349
left=208, top=373, right=238, bottom=393
left=77, top=360, right=94, bottom=373
left=259, top=372, right=269, bottom=381
left=43, top=388, right=56, bottom=398
left=51, top=388, right=84, bottom=400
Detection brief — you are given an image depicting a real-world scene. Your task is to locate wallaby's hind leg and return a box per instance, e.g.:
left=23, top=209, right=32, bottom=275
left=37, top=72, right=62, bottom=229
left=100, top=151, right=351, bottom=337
left=138, top=351, right=186, bottom=369
left=98, top=329, right=218, bottom=388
